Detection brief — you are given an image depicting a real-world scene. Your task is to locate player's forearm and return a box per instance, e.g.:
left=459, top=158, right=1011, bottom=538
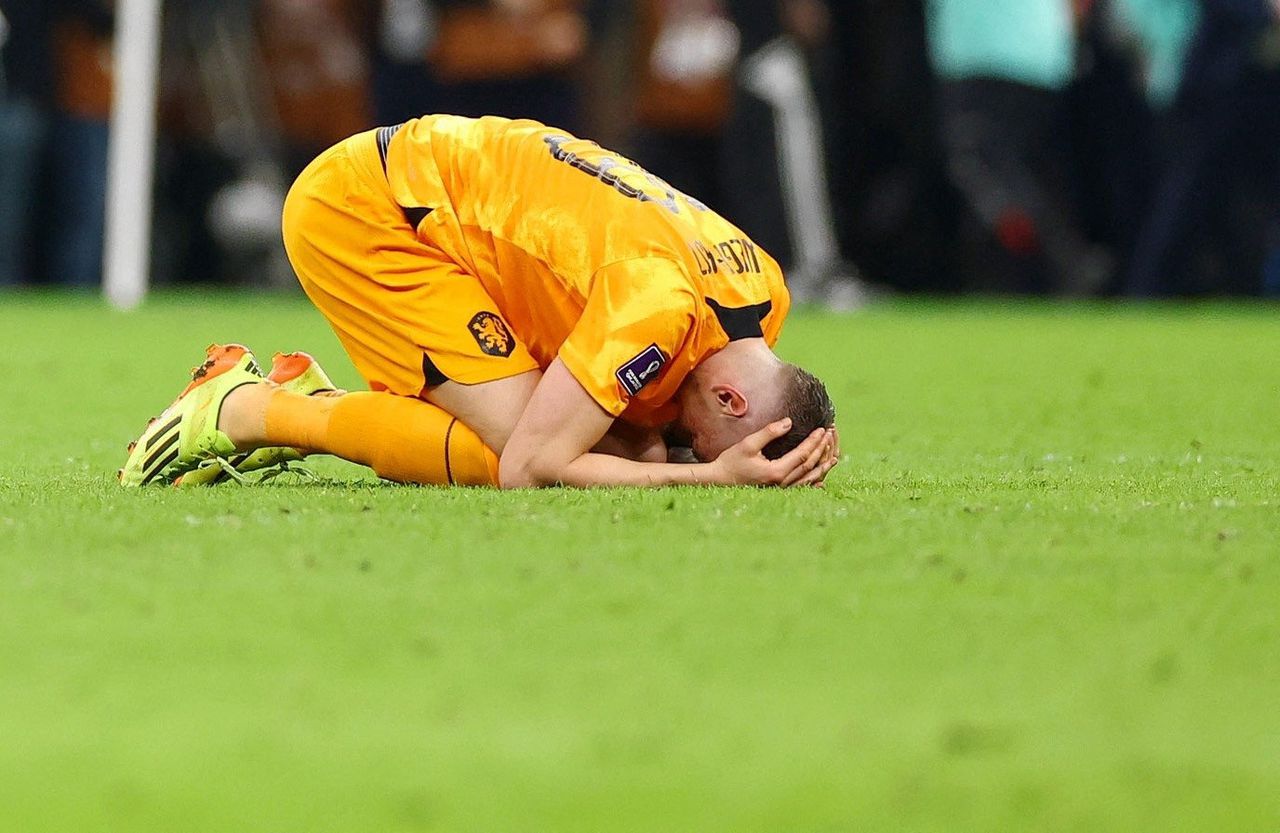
left=592, top=425, right=668, bottom=463
left=501, top=450, right=724, bottom=489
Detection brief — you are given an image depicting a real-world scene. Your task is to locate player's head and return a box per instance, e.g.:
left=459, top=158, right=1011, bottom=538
left=674, top=345, right=835, bottom=462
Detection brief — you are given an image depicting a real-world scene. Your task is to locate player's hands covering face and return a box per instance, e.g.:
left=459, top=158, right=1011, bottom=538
left=709, top=420, right=837, bottom=488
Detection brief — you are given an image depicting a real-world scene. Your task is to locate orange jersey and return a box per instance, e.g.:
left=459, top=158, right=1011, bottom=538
left=284, top=115, right=790, bottom=427
left=382, top=115, right=789, bottom=425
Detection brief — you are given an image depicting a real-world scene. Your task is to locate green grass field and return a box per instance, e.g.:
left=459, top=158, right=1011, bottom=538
left=0, top=291, right=1277, bottom=832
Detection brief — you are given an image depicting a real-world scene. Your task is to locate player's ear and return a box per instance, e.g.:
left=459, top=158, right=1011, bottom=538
left=711, top=384, right=748, bottom=418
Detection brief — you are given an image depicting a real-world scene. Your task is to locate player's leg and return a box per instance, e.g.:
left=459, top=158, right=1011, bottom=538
left=238, top=131, right=539, bottom=486
left=218, top=380, right=514, bottom=487
left=215, top=299, right=542, bottom=485
left=174, top=349, right=339, bottom=487
left=120, top=131, right=522, bottom=488
left=420, top=372, right=542, bottom=454
left=119, top=337, right=511, bottom=488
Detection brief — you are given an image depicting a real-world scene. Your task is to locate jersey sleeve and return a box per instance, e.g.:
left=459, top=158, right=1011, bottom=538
left=558, top=258, right=698, bottom=417
left=759, top=250, right=791, bottom=347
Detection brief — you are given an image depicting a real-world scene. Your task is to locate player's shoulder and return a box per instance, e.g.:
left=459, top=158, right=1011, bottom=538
left=594, top=255, right=700, bottom=299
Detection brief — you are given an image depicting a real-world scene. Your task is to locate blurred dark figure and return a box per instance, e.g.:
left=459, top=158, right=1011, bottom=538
left=0, top=1, right=53, bottom=286
left=1067, top=0, right=1157, bottom=281
left=724, top=0, right=865, bottom=304
left=259, top=0, right=373, bottom=175
left=370, top=0, right=589, bottom=132
left=826, top=0, right=959, bottom=294
left=47, top=0, right=115, bottom=288
left=0, top=0, right=114, bottom=288
left=628, top=0, right=736, bottom=211
left=366, top=0, right=440, bottom=123
left=1124, top=0, right=1280, bottom=296
left=153, top=0, right=372, bottom=287
left=927, top=0, right=1112, bottom=295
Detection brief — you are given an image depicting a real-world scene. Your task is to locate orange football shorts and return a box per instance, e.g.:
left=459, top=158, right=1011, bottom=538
left=281, top=128, right=539, bottom=397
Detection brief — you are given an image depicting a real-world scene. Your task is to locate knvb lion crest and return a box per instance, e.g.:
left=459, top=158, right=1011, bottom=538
left=468, top=312, right=515, bottom=358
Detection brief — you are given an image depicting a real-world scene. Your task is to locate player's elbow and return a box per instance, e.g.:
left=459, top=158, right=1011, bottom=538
left=497, top=459, right=537, bottom=489
left=497, top=448, right=560, bottom=489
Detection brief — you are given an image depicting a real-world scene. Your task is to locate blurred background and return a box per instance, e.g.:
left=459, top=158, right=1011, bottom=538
left=4, top=0, right=1280, bottom=303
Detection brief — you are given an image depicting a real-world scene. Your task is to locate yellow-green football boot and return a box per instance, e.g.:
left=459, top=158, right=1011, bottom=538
left=119, top=344, right=265, bottom=487
left=174, top=350, right=338, bottom=486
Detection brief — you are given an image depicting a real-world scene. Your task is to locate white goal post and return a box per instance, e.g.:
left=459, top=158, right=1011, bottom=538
left=103, top=0, right=163, bottom=309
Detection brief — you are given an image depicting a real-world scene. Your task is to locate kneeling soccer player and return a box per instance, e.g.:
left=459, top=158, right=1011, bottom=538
left=120, top=115, right=838, bottom=489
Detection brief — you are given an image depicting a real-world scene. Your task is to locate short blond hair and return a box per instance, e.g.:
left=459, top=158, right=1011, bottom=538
left=761, top=364, right=836, bottom=460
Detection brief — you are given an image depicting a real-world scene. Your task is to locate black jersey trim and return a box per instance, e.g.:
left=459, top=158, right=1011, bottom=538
left=403, top=205, right=432, bottom=229
left=376, top=123, right=405, bottom=174
left=704, top=298, right=772, bottom=341
left=422, top=352, right=450, bottom=388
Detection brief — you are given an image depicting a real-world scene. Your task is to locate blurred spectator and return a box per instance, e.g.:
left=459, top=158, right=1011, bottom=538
left=371, top=0, right=590, bottom=131
left=725, top=0, right=863, bottom=303
left=366, top=0, right=444, bottom=124
left=1109, top=0, right=1200, bottom=108
left=150, top=0, right=372, bottom=287
left=259, top=0, right=373, bottom=174
left=826, top=0, right=959, bottom=294
left=628, top=0, right=737, bottom=209
left=3, top=0, right=1278, bottom=299
left=927, top=0, right=1112, bottom=295
left=1066, top=0, right=1159, bottom=278
left=1123, top=0, right=1280, bottom=295
left=625, top=1, right=856, bottom=302
left=47, top=0, right=115, bottom=288
left=1, top=0, right=115, bottom=288
left=0, top=1, right=53, bottom=286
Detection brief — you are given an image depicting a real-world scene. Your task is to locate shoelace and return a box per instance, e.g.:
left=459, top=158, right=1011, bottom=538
left=193, top=456, right=319, bottom=485
left=255, top=461, right=320, bottom=484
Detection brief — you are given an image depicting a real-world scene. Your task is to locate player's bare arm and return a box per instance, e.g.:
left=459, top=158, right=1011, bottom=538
left=499, top=359, right=833, bottom=489
left=591, top=421, right=669, bottom=464
left=425, top=370, right=669, bottom=463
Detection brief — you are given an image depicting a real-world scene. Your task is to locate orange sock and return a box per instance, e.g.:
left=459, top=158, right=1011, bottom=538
left=264, top=390, right=498, bottom=486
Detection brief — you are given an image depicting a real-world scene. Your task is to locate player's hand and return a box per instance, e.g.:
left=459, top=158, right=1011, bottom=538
left=783, top=424, right=838, bottom=488
left=819, top=426, right=841, bottom=483
left=709, top=419, right=833, bottom=487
